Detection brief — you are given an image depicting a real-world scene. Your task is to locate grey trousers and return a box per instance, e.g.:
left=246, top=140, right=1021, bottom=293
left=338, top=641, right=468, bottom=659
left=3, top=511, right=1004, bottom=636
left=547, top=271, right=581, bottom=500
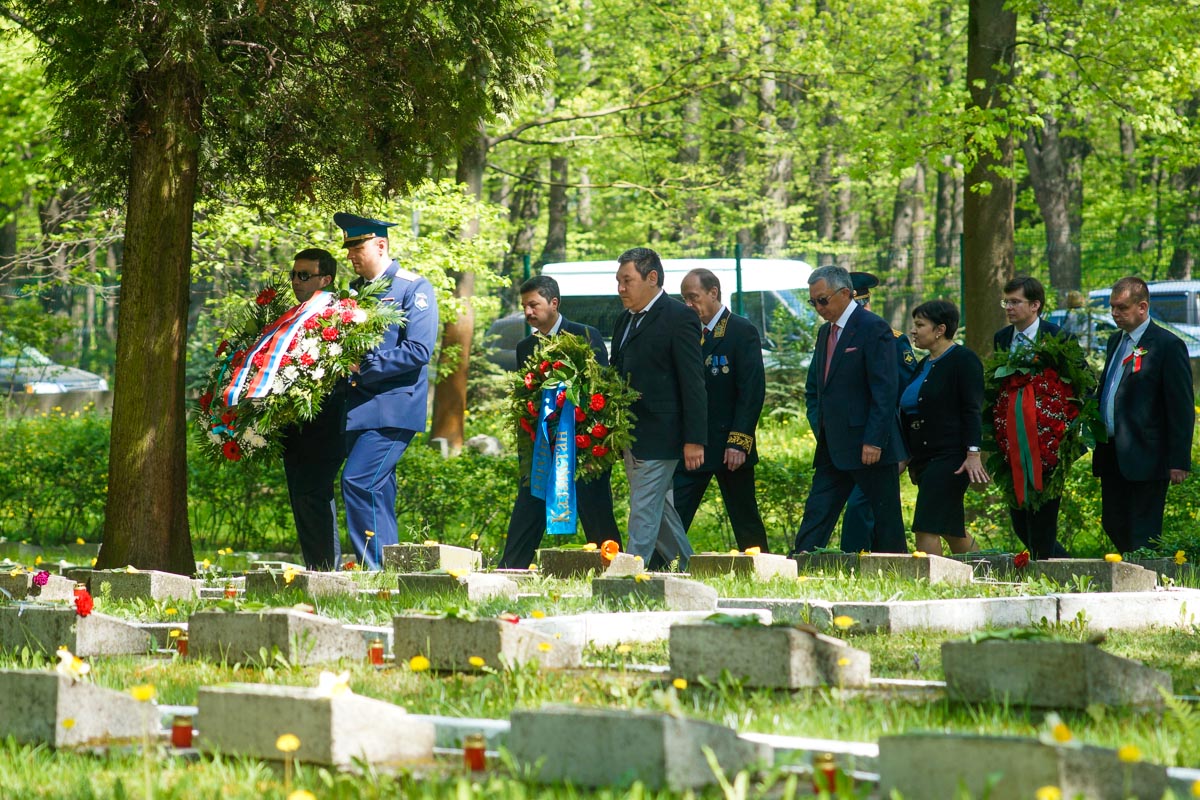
left=624, top=450, right=693, bottom=570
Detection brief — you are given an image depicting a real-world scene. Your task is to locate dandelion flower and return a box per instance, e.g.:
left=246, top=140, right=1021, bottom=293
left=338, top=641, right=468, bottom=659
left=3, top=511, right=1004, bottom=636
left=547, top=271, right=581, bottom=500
left=283, top=567, right=299, bottom=585
left=1117, top=744, right=1141, bottom=763
left=837, top=657, right=850, bottom=666
left=62, top=718, right=75, bottom=730
left=743, top=546, right=761, bottom=556
left=672, top=678, right=687, bottom=690
left=409, top=655, right=431, bottom=672
left=1035, top=787, right=1062, bottom=800
left=468, top=656, right=485, bottom=668
left=530, top=610, right=546, bottom=619
left=634, top=573, right=650, bottom=583
left=537, top=642, right=552, bottom=652
left=911, top=551, right=927, bottom=558
left=129, top=684, right=156, bottom=702
left=469, top=533, right=479, bottom=541
left=615, top=644, right=632, bottom=655
left=287, top=791, right=316, bottom=800
left=1175, top=550, right=1187, bottom=566
left=164, top=608, right=177, bottom=616
left=75, top=537, right=85, bottom=545
left=1104, top=553, right=1123, bottom=563
left=275, top=733, right=301, bottom=753
left=447, top=568, right=468, bottom=579
left=422, top=539, right=439, bottom=546
left=832, top=615, right=855, bottom=630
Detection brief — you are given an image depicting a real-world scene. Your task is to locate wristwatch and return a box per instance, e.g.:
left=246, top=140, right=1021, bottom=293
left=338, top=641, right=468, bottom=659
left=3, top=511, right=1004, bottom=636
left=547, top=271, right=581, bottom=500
left=967, top=446, right=981, bottom=453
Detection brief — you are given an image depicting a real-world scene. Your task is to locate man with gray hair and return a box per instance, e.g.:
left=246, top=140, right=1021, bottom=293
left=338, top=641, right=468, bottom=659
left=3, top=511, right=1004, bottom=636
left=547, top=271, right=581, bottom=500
left=791, top=265, right=907, bottom=554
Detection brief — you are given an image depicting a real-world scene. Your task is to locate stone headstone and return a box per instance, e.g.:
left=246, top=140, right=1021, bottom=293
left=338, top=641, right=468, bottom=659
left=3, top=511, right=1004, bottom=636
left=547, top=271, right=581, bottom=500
left=508, top=706, right=770, bottom=790
left=942, top=639, right=1171, bottom=708
left=592, top=576, right=718, bottom=611
left=93, top=569, right=198, bottom=602
left=382, top=543, right=481, bottom=573
left=395, top=572, right=518, bottom=602
left=1032, top=559, right=1157, bottom=592
left=792, top=552, right=860, bottom=574
left=688, top=553, right=798, bottom=581
left=0, top=572, right=76, bottom=602
left=669, top=621, right=869, bottom=689
left=244, top=570, right=356, bottom=599
left=537, top=548, right=607, bottom=579
left=464, top=434, right=503, bottom=456
left=0, top=670, right=155, bottom=747
left=816, top=596, right=1058, bottom=634
left=393, top=615, right=582, bottom=670
left=858, top=553, right=972, bottom=585
left=604, top=552, right=646, bottom=577
left=879, top=733, right=1168, bottom=800
left=949, top=552, right=1018, bottom=580
left=198, top=683, right=434, bottom=766
left=1056, top=589, right=1200, bottom=631
left=0, top=607, right=152, bottom=657
left=188, top=608, right=366, bottom=666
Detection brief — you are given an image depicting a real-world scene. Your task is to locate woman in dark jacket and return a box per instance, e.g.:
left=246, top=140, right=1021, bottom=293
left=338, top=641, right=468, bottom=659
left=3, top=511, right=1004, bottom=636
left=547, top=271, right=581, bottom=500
left=900, top=300, right=990, bottom=555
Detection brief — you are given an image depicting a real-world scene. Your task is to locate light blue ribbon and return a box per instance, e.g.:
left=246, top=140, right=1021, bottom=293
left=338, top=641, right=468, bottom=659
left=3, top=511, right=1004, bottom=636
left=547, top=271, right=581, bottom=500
left=530, top=383, right=577, bottom=535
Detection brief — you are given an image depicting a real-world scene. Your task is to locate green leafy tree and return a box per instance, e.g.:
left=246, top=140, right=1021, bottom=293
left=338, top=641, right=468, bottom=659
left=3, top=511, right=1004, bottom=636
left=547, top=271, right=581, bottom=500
left=6, top=0, right=545, bottom=571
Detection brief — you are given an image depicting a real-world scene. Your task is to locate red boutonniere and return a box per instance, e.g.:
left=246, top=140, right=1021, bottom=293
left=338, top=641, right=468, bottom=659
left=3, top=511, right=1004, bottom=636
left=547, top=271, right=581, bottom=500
left=1122, top=346, right=1147, bottom=373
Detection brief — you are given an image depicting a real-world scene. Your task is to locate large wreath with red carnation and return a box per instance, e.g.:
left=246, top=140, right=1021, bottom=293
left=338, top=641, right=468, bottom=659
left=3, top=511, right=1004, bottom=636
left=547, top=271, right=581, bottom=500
left=982, top=333, right=1101, bottom=510
left=506, top=332, right=639, bottom=481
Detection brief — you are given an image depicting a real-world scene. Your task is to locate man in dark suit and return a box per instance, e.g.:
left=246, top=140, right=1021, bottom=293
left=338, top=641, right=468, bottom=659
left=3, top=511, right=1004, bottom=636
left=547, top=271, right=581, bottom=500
left=498, top=275, right=623, bottom=568
left=611, top=247, right=707, bottom=569
left=839, top=272, right=917, bottom=553
left=336, top=212, right=439, bottom=570
left=992, top=275, right=1071, bottom=559
left=1094, top=276, right=1193, bottom=553
left=791, top=265, right=907, bottom=554
left=279, top=248, right=347, bottom=571
left=673, top=268, right=769, bottom=552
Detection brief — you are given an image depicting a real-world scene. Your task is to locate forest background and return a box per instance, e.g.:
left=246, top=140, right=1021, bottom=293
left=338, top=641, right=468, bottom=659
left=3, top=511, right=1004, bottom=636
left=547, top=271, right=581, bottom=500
left=0, top=0, right=1198, bottom=564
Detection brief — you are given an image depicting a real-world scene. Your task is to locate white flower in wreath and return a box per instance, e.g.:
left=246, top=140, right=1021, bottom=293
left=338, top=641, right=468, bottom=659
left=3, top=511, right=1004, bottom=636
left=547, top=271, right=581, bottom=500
left=350, top=309, right=367, bottom=324
left=283, top=365, right=300, bottom=383
left=242, top=428, right=267, bottom=449
left=302, top=337, right=321, bottom=356
left=207, top=431, right=223, bottom=445
left=311, top=367, right=326, bottom=381
left=327, top=343, right=343, bottom=358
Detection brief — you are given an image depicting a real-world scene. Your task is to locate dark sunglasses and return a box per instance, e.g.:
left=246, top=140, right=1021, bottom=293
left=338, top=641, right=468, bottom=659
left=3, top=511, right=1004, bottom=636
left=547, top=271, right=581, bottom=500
left=290, top=271, right=324, bottom=282
left=807, top=288, right=847, bottom=308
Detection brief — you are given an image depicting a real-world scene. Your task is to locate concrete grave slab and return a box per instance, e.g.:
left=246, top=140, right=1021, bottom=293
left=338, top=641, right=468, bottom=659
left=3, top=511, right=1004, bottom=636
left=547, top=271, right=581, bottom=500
left=1128, top=557, right=1193, bottom=583
left=0, top=572, right=76, bottom=602
left=718, top=597, right=834, bottom=625
left=604, top=552, right=646, bottom=577
left=669, top=621, right=869, bottom=688
left=592, top=576, right=717, bottom=611
left=198, top=683, right=434, bottom=767
left=879, top=733, right=1169, bottom=800
left=393, top=615, right=582, bottom=670
left=688, top=553, right=798, bottom=581
left=92, top=569, right=198, bottom=602
left=792, top=552, right=860, bottom=574
left=0, top=670, right=154, bottom=747
left=382, top=543, right=481, bottom=573
left=537, top=548, right=607, bottom=579
left=0, top=607, right=152, bottom=657
left=943, top=639, right=1171, bottom=708
left=244, top=570, right=356, bottom=599
left=1055, top=589, right=1200, bottom=631
left=857, top=553, right=972, bottom=585
left=523, top=608, right=771, bottom=649
left=188, top=608, right=366, bottom=666
left=395, top=572, right=518, bottom=602
left=828, top=596, right=1057, bottom=634
left=508, top=706, right=770, bottom=790
left=949, top=552, right=1018, bottom=580
left=134, top=621, right=188, bottom=649
left=1032, top=559, right=1157, bottom=592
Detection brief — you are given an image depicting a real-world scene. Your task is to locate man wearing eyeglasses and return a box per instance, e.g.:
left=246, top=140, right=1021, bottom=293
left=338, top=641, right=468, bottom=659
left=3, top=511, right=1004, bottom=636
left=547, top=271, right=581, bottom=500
left=335, top=212, right=439, bottom=570
left=279, top=248, right=346, bottom=570
left=992, top=275, right=1071, bottom=559
left=791, top=265, right=907, bottom=554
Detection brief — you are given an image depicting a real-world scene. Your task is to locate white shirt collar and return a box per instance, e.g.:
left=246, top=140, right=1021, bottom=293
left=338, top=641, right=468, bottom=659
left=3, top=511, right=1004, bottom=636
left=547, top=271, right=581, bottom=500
left=703, top=305, right=727, bottom=331
left=833, top=301, right=858, bottom=330
left=545, top=314, right=564, bottom=337
left=1127, top=316, right=1152, bottom=345
left=634, top=289, right=664, bottom=315
left=1017, top=318, right=1041, bottom=341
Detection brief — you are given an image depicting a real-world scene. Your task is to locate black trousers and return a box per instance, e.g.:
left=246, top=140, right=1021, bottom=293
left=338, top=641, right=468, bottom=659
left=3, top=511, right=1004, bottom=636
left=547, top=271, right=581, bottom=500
left=498, top=467, right=622, bottom=569
left=1008, top=499, right=1069, bottom=560
left=280, top=393, right=347, bottom=571
left=1100, top=475, right=1170, bottom=554
left=791, top=440, right=907, bottom=554
left=673, top=465, right=769, bottom=552
left=838, top=487, right=874, bottom=553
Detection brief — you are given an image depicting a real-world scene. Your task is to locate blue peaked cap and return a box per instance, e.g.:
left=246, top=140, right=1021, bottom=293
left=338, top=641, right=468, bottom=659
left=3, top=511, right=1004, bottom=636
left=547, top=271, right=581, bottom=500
left=333, top=212, right=397, bottom=247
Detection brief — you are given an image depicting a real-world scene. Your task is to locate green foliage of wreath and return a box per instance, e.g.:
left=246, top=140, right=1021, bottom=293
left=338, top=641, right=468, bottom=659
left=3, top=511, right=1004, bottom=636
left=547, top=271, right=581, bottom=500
left=506, top=332, right=639, bottom=482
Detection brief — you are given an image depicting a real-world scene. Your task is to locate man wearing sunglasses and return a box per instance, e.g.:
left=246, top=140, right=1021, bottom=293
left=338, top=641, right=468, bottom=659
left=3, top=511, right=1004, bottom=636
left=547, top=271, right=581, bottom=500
left=791, top=266, right=907, bottom=554
left=279, top=247, right=347, bottom=570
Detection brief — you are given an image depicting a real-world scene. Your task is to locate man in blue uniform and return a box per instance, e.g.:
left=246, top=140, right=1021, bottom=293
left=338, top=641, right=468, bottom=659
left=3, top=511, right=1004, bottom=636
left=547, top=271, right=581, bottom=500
left=838, top=272, right=917, bottom=552
left=335, top=212, right=439, bottom=569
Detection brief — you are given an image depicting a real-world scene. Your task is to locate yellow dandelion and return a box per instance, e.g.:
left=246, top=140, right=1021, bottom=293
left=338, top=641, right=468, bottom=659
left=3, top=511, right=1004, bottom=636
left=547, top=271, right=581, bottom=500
left=1104, top=553, right=1123, bottom=563
left=837, top=657, right=850, bottom=667
left=90, top=557, right=97, bottom=567
left=581, top=542, right=597, bottom=551
left=728, top=548, right=740, bottom=555
left=75, top=538, right=85, bottom=545
left=1035, top=787, right=1062, bottom=800
left=62, top=718, right=75, bottom=730
left=672, top=678, right=688, bottom=690
left=201, top=559, right=212, bottom=570
left=530, top=610, right=546, bottom=619
left=283, top=567, right=299, bottom=585
left=34, top=556, right=42, bottom=566
left=275, top=733, right=301, bottom=753
left=287, top=792, right=316, bottom=800
left=129, top=684, right=156, bottom=702
left=615, top=644, right=633, bottom=655
left=1192, top=779, right=1200, bottom=798
left=1175, top=550, right=1187, bottom=566
left=422, top=539, right=439, bottom=546
left=528, top=563, right=538, bottom=571
left=468, top=656, right=485, bottom=668
left=409, top=655, right=431, bottom=672
left=537, top=642, right=552, bottom=652
left=1117, top=744, right=1142, bottom=763
left=1052, top=721, right=1073, bottom=744
left=743, top=547, right=761, bottom=556
left=634, top=573, right=650, bottom=583
left=859, top=550, right=870, bottom=556
left=168, top=629, right=181, bottom=639
left=164, top=608, right=177, bottom=616
left=832, top=615, right=855, bottom=630
left=912, top=551, right=927, bottom=559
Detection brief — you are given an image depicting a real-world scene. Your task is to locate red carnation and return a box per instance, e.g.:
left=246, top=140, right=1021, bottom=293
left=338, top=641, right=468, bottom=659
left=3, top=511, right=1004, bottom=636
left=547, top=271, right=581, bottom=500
left=304, top=317, right=320, bottom=331
left=591, top=444, right=610, bottom=457
left=539, top=360, right=550, bottom=374
left=300, top=353, right=315, bottom=367
left=575, top=406, right=586, bottom=422
left=527, top=400, right=537, bottom=417
left=589, top=394, right=606, bottom=411
left=553, top=360, right=564, bottom=369
left=252, top=351, right=268, bottom=368
left=32, top=570, right=49, bottom=587
left=255, top=288, right=277, bottom=306
left=280, top=355, right=293, bottom=367
left=74, top=590, right=94, bottom=617
left=523, top=372, right=535, bottom=390
left=342, top=298, right=357, bottom=309
left=555, top=391, right=565, bottom=408
left=575, top=434, right=592, bottom=449
left=288, top=335, right=300, bottom=352
left=341, top=310, right=356, bottom=324
left=1013, top=551, right=1030, bottom=569
left=591, top=423, right=608, bottom=438
left=199, top=391, right=213, bottom=412
left=1043, top=368, right=1059, bottom=382
left=222, top=441, right=242, bottom=461
left=322, top=327, right=339, bottom=341
left=321, top=307, right=335, bottom=319
left=215, top=339, right=229, bottom=357
left=220, top=410, right=237, bottom=425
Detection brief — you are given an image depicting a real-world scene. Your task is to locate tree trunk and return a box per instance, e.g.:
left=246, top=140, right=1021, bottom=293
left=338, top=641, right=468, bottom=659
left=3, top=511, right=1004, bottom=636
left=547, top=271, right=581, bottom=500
left=539, top=155, right=568, bottom=265
left=429, top=128, right=487, bottom=452
left=1023, top=113, right=1087, bottom=297
left=835, top=158, right=858, bottom=271
left=98, top=65, right=199, bottom=573
left=1168, top=164, right=1200, bottom=279
left=885, top=165, right=924, bottom=329
left=963, top=0, right=1016, bottom=358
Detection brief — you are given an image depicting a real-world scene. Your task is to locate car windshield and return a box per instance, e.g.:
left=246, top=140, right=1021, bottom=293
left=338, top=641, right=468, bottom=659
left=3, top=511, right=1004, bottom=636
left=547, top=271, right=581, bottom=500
left=0, top=345, right=53, bottom=370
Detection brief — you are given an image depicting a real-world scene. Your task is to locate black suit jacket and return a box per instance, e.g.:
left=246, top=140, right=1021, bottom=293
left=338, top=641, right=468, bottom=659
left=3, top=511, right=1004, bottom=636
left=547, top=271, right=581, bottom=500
left=900, top=345, right=984, bottom=461
left=690, top=309, right=765, bottom=472
left=993, top=319, right=1063, bottom=351
left=611, top=293, right=707, bottom=460
left=1093, top=320, right=1194, bottom=481
left=516, top=317, right=608, bottom=370
left=805, top=304, right=903, bottom=470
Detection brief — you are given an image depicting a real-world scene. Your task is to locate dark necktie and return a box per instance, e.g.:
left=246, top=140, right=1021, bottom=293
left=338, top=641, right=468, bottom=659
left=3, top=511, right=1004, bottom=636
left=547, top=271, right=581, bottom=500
left=702, top=326, right=711, bottom=344
left=621, top=310, right=645, bottom=349
left=823, top=323, right=840, bottom=384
